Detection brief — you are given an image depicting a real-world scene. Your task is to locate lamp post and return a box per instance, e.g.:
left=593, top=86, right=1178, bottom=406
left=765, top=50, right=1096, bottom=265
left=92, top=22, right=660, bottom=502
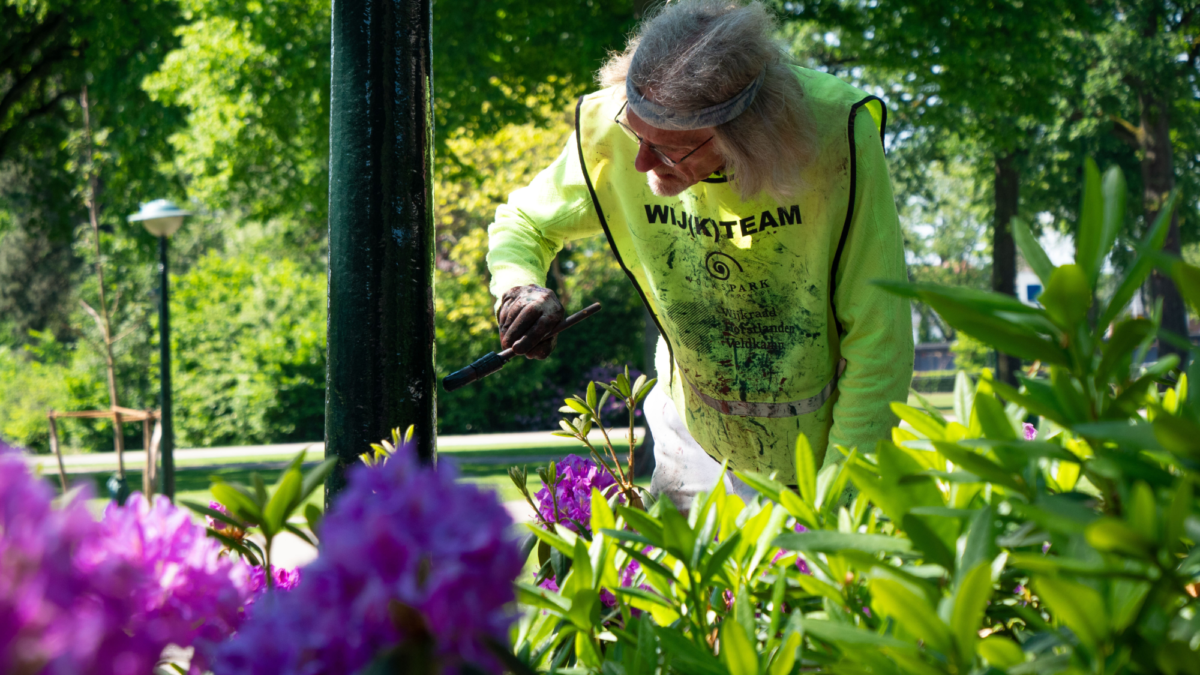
left=129, top=199, right=191, bottom=501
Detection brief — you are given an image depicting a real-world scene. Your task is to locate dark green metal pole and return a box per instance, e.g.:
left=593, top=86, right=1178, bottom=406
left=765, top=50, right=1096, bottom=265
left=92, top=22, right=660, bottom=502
left=325, top=0, right=437, bottom=505
left=158, top=235, right=175, bottom=500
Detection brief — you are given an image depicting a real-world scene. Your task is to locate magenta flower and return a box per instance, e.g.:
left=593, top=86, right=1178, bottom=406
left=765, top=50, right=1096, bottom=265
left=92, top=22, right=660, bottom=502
left=207, top=500, right=230, bottom=530
left=1024, top=423, right=1037, bottom=441
left=213, top=440, right=524, bottom=674
left=249, top=565, right=302, bottom=594
left=0, top=449, right=163, bottom=675
left=534, top=455, right=620, bottom=530
left=94, top=494, right=255, bottom=670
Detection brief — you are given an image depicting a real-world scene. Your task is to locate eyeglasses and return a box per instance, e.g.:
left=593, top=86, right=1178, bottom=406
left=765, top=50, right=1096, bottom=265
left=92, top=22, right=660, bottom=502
left=615, top=101, right=714, bottom=168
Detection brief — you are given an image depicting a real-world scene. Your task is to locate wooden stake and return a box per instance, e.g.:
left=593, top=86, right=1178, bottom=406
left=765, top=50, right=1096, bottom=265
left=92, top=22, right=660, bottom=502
left=47, top=413, right=68, bottom=494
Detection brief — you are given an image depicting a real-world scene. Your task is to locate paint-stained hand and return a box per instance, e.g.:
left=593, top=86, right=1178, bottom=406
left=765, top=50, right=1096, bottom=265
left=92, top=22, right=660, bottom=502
left=498, top=285, right=564, bottom=359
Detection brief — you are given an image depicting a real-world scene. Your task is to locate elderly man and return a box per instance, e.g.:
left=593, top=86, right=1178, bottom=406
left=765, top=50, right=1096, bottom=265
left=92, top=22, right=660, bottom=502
left=487, top=0, right=912, bottom=508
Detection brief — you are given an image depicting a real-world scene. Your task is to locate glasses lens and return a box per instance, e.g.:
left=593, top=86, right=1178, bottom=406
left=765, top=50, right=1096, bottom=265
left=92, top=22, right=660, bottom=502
left=653, top=148, right=678, bottom=168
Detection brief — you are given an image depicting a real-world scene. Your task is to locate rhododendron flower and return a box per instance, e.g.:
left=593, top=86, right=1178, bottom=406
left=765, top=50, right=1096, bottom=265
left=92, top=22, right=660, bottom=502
left=94, top=494, right=255, bottom=671
left=0, top=450, right=163, bottom=675
left=1024, top=423, right=1037, bottom=441
left=534, top=454, right=620, bottom=530
left=213, top=440, right=524, bottom=674
left=249, top=565, right=302, bottom=594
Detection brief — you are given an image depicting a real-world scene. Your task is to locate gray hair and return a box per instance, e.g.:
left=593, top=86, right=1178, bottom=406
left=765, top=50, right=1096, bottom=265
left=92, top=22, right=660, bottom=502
left=598, top=0, right=817, bottom=203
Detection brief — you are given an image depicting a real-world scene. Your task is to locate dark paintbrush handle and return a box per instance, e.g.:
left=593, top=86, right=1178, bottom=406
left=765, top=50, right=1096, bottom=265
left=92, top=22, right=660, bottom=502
left=442, top=302, right=602, bottom=392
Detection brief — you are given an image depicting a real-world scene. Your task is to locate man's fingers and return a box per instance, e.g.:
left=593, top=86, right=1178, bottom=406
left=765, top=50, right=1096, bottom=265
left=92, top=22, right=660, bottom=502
left=502, top=304, right=548, bottom=349
left=524, top=335, right=558, bottom=360
left=511, top=312, right=562, bottom=354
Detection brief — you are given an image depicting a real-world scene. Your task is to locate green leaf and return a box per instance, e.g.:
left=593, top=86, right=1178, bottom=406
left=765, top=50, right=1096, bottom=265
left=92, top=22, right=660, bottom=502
left=654, top=625, right=727, bottom=675
left=909, top=389, right=949, bottom=426
left=797, top=618, right=914, bottom=649
left=525, top=523, right=575, bottom=557
left=566, top=588, right=599, bottom=630
left=767, top=630, right=802, bottom=675
left=565, top=398, right=590, bottom=415
left=300, top=457, right=337, bottom=502
left=1109, top=578, right=1151, bottom=633
left=263, top=468, right=302, bottom=534
left=1097, top=166, right=1128, bottom=283
left=590, top=488, right=615, bottom=534
left=1012, top=217, right=1054, bottom=286
left=721, top=614, right=758, bottom=675
left=972, top=393, right=1019, bottom=441
left=206, top=529, right=261, bottom=565
left=1085, top=517, right=1153, bottom=558
left=778, top=490, right=818, bottom=529
left=953, top=371, right=975, bottom=427
left=795, top=433, right=817, bottom=506
left=616, top=506, right=664, bottom=545
left=1076, top=157, right=1104, bottom=283
left=1096, top=319, right=1154, bottom=385
left=283, top=522, right=317, bottom=548
left=901, top=514, right=955, bottom=569
left=181, top=500, right=245, bottom=530
left=774, top=531, right=913, bottom=555
left=957, top=507, right=997, bottom=588
left=868, top=578, right=952, bottom=654
left=1039, top=264, right=1093, bottom=329
left=951, top=562, right=993, bottom=664
left=978, top=635, right=1026, bottom=668
left=304, top=502, right=323, bottom=535
left=932, top=442, right=1025, bottom=494
left=516, top=582, right=571, bottom=613
left=211, top=482, right=264, bottom=526
left=1166, top=478, right=1194, bottom=553
left=1098, top=190, right=1178, bottom=328
left=1031, top=576, right=1108, bottom=649
left=1074, top=420, right=1164, bottom=452
left=889, top=402, right=946, bottom=440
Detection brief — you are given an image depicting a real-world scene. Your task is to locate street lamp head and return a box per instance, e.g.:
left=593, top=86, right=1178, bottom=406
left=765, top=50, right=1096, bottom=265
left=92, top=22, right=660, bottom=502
left=128, top=199, right=192, bottom=238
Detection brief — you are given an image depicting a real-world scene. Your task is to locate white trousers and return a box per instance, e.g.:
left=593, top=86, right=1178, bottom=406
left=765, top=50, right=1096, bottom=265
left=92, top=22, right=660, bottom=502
left=645, top=384, right=760, bottom=511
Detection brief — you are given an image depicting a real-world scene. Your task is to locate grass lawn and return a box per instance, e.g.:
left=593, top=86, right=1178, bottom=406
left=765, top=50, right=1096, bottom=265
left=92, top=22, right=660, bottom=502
left=907, top=391, right=954, bottom=411
left=71, top=440, right=633, bottom=517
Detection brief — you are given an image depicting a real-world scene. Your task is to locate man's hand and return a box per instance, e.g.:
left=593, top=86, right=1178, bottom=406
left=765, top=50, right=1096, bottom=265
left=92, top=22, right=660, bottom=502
left=497, top=285, right=564, bottom=359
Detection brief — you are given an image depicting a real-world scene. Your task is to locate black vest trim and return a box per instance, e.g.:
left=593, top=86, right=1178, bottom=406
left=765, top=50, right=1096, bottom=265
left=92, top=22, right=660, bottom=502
left=830, top=95, right=887, bottom=337
left=574, top=96, right=677, bottom=385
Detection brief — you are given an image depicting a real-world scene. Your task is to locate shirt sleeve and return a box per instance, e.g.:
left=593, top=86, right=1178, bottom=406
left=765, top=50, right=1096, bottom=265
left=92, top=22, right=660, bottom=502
left=486, top=130, right=603, bottom=301
left=826, top=110, right=914, bottom=463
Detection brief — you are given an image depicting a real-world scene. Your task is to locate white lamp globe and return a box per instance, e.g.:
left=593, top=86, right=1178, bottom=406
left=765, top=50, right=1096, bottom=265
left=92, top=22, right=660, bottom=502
left=128, top=199, right=192, bottom=238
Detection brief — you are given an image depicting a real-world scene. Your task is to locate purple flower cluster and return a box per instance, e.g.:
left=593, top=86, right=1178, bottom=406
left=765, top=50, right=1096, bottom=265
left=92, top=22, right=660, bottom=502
left=534, top=455, right=620, bottom=530
left=94, top=494, right=254, bottom=669
left=0, top=447, right=252, bottom=675
left=213, top=441, right=524, bottom=674
left=1024, top=423, right=1038, bottom=441
left=249, top=565, right=302, bottom=594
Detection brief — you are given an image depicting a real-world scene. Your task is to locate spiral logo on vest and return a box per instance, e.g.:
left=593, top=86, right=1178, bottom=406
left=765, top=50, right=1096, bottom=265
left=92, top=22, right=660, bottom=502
left=705, top=252, right=743, bottom=280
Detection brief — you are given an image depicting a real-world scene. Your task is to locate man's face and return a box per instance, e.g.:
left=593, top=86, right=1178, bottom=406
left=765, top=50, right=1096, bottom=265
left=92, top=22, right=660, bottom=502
left=625, top=107, right=724, bottom=197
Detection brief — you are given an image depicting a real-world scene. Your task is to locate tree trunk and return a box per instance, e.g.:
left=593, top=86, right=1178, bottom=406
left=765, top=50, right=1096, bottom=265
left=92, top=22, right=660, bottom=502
left=993, top=152, right=1022, bottom=386
left=1139, top=90, right=1188, bottom=357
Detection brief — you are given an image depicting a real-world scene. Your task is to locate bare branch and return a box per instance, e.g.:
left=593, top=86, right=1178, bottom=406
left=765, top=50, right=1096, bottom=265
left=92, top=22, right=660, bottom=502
left=0, top=43, right=75, bottom=125
left=0, top=88, right=72, bottom=160
left=0, top=12, right=67, bottom=74
left=79, top=298, right=108, bottom=339
left=1108, top=113, right=1144, bottom=149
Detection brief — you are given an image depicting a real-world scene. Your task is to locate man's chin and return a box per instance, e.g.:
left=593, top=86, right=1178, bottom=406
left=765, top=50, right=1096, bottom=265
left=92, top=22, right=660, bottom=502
left=647, top=172, right=689, bottom=198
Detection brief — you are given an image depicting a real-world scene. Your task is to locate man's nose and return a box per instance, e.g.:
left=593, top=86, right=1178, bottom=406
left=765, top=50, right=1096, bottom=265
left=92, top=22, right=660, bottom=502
left=634, top=142, right=663, bottom=173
